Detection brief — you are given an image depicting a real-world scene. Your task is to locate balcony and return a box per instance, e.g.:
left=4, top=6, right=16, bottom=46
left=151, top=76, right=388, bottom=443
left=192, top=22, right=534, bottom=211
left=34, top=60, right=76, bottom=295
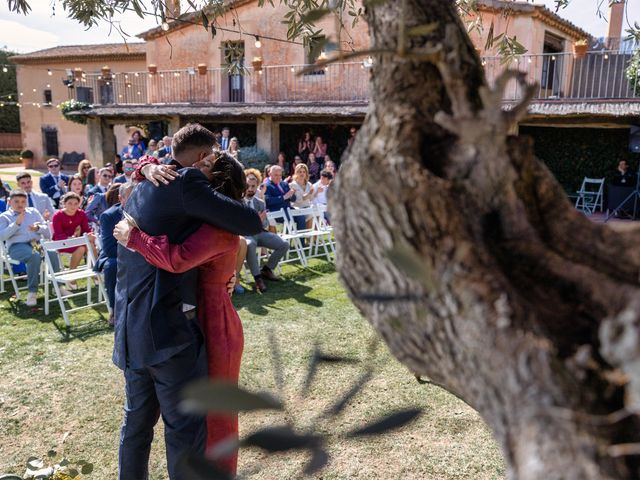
left=71, top=50, right=640, bottom=112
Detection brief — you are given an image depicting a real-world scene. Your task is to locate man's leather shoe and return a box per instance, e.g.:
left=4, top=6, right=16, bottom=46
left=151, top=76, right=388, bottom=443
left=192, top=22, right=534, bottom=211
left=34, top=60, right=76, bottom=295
left=255, top=276, right=267, bottom=293
left=261, top=266, right=280, bottom=281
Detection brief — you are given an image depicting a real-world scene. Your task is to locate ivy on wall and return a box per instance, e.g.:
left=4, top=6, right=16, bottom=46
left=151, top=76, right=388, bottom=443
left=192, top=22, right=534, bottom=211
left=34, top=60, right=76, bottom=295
left=520, top=126, right=640, bottom=192
left=0, top=49, right=19, bottom=134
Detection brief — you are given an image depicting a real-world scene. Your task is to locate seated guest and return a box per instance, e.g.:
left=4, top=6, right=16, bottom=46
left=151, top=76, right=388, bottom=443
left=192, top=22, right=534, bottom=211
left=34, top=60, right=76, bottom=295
left=312, top=169, right=334, bottom=221
left=263, top=164, right=273, bottom=185
left=324, top=157, right=337, bottom=177
left=77, top=159, right=92, bottom=188
left=86, top=183, right=120, bottom=225
left=264, top=165, right=306, bottom=231
left=16, top=172, right=55, bottom=220
left=68, top=175, right=89, bottom=209
left=157, top=135, right=172, bottom=160
left=612, top=159, right=636, bottom=186
left=275, top=152, right=289, bottom=175
left=307, top=152, right=321, bottom=183
left=243, top=170, right=289, bottom=292
left=87, top=168, right=113, bottom=195
left=0, top=190, right=61, bottom=306
left=40, top=158, right=69, bottom=208
left=113, top=154, right=123, bottom=174
left=95, top=182, right=134, bottom=323
left=289, top=155, right=303, bottom=178
left=51, top=192, right=93, bottom=278
left=145, top=139, right=158, bottom=156
left=114, top=159, right=136, bottom=184
left=121, top=138, right=144, bottom=161
left=290, top=164, right=315, bottom=229
left=85, top=166, right=98, bottom=191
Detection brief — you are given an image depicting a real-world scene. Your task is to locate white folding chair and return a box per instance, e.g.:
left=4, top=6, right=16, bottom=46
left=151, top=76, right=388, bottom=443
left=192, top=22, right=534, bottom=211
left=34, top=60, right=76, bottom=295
left=575, top=177, right=604, bottom=215
left=40, top=234, right=110, bottom=327
left=288, top=207, right=333, bottom=264
left=267, top=208, right=308, bottom=267
left=0, top=241, right=43, bottom=299
left=312, top=204, right=335, bottom=261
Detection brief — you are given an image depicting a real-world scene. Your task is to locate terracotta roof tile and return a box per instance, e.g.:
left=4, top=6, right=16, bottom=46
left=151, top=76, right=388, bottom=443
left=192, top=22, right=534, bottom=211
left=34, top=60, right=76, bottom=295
left=10, top=43, right=146, bottom=64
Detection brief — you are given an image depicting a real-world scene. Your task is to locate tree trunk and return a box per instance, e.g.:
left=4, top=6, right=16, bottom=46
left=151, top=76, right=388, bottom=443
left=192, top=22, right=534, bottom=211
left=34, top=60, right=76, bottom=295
left=331, top=1, right=640, bottom=479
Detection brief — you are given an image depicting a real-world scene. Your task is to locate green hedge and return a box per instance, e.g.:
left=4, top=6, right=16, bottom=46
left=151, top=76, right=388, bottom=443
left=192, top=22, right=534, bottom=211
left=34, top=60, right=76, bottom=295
left=520, top=126, right=640, bottom=192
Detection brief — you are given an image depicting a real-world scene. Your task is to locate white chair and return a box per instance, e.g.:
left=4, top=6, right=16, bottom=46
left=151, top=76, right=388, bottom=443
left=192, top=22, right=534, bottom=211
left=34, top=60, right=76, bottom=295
left=40, top=234, right=110, bottom=327
left=312, top=204, right=335, bottom=260
left=267, top=208, right=308, bottom=267
left=0, top=241, right=44, bottom=300
left=288, top=207, right=333, bottom=264
left=575, top=177, right=605, bottom=215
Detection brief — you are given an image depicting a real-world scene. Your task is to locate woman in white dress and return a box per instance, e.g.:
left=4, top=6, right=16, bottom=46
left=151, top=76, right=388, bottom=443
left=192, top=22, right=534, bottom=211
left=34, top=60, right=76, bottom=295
left=289, top=163, right=315, bottom=229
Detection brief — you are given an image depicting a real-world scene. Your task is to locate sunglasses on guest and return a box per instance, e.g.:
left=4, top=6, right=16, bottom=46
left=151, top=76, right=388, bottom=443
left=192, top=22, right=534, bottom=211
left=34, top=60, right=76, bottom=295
left=102, top=174, right=113, bottom=179
left=48, top=164, right=60, bottom=168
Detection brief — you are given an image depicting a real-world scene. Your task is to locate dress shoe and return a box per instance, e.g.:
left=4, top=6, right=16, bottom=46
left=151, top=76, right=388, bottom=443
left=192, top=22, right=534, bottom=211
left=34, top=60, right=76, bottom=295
left=254, top=276, right=267, bottom=293
left=261, top=266, right=280, bottom=282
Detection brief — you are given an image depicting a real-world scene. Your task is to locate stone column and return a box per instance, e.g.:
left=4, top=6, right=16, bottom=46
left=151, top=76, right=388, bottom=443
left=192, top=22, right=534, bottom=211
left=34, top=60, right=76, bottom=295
left=87, top=117, right=116, bottom=167
left=167, top=116, right=181, bottom=136
left=256, top=115, right=279, bottom=160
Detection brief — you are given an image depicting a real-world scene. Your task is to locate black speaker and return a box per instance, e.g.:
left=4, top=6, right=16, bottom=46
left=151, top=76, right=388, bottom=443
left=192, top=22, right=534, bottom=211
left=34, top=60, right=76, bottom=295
left=630, top=126, right=640, bottom=153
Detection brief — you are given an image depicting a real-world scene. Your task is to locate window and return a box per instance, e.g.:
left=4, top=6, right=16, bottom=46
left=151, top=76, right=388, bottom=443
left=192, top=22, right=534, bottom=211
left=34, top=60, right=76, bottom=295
left=43, top=89, right=52, bottom=105
left=42, top=127, right=59, bottom=157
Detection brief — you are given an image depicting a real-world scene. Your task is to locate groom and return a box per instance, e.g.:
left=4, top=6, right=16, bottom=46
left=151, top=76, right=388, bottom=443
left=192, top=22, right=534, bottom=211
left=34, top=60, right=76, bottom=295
left=112, top=124, right=262, bottom=480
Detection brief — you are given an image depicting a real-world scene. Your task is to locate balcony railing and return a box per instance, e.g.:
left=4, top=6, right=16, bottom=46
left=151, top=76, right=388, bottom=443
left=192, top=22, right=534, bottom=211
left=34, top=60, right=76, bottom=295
left=71, top=62, right=371, bottom=106
left=71, top=51, right=640, bottom=108
left=482, top=50, right=640, bottom=102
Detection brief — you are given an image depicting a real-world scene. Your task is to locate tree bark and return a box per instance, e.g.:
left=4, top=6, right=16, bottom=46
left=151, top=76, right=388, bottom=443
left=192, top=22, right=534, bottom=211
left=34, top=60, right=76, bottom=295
left=331, top=1, right=640, bottom=479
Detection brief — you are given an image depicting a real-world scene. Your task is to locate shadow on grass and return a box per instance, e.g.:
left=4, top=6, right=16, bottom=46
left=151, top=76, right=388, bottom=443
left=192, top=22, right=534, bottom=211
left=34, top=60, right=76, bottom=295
left=234, top=261, right=336, bottom=316
left=2, top=292, right=111, bottom=342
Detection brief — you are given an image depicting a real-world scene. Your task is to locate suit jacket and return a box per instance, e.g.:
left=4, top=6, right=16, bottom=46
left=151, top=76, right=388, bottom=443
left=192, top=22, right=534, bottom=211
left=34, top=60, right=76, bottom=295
left=264, top=179, right=295, bottom=212
left=95, top=204, right=122, bottom=271
left=244, top=195, right=268, bottom=230
left=40, top=172, right=70, bottom=200
left=27, top=191, right=55, bottom=218
left=113, top=166, right=262, bottom=370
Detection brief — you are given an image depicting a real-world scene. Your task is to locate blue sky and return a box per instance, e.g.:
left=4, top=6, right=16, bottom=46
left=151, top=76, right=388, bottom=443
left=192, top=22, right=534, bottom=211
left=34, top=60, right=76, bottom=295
left=0, top=1, right=638, bottom=53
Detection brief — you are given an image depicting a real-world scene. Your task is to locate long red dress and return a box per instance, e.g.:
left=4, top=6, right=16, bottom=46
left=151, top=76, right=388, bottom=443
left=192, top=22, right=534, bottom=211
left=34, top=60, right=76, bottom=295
left=126, top=224, right=243, bottom=474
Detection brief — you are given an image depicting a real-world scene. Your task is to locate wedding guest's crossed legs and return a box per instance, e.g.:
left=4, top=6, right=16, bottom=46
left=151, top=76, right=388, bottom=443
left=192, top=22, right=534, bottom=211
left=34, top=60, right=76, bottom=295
left=118, top=337, right=207, bottom=480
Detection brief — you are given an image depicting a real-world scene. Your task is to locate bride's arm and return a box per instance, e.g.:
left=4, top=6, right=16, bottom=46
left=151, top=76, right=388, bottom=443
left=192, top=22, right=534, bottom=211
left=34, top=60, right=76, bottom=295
left=117, top=222, right=238, bottom=273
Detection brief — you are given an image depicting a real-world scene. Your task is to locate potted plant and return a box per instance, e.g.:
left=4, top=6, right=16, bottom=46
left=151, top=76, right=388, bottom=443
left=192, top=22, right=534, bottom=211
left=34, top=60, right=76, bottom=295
left=197, top=63, right=208, bottom=75
left=252, top=57, right=263, bottom=72
left=19, top=149, right=34, bottom=169
left=148, top=64, right=158, bottom=75
left=573, top=39, right=588, bottom=59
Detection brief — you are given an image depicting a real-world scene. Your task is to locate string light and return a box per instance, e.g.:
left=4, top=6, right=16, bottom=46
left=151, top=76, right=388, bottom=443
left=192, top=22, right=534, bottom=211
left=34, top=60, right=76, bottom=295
left=2, top=67, right=7, bottom=73
left=254, top=36, right=261, bottom=49
left=47, top=69, right=52, bottom=75
left=161, top=21, right=169, bottom=31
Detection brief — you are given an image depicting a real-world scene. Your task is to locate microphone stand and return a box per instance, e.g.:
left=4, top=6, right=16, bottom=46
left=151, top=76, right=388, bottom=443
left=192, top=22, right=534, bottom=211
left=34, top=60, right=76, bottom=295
left=605, top=162, right=640, bottom=222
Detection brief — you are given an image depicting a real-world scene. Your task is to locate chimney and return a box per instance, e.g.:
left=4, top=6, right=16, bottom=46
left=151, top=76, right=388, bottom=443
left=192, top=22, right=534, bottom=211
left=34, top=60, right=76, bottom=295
left=608, top=0, right=625, bottom=40
left=165, top=0, right=180, bottom=20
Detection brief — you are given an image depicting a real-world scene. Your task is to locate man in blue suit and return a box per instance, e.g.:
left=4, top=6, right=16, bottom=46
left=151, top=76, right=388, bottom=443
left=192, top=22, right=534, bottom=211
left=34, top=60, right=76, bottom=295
left=95, top=182, right=133, bottom=324
left=39, top=158, right=70, bottom=208
left=112, top=124, right=262, bottom=480
left=264, top=165, right=306, bottom=230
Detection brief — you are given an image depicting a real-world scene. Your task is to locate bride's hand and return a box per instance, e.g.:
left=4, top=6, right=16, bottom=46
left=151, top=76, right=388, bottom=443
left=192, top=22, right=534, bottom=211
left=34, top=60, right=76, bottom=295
left=113, top=219, right=133, bottom=244
left=142, top=163, right=179, bottom=187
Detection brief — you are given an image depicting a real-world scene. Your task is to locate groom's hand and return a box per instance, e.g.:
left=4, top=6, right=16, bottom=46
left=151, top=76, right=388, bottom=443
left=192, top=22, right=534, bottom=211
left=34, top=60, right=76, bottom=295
left=143, top=164, right=179, bottom=187
left=226, top=273, right=236, bottom=297
left=114, top=219, right=132, bottom=244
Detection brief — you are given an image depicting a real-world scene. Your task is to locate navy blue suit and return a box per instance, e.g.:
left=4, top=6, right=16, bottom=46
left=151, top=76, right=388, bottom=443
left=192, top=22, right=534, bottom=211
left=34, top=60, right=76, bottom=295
left=264, top=179, right=306, bottom=230
left=95, top=204, right=122, bottom=310
left=114, top=164, right=262, bottom=480
left=39, top=172, right=70, bottom=207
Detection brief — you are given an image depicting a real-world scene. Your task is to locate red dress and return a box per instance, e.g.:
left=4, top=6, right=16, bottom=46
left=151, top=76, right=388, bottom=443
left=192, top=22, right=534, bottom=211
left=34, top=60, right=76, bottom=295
left=51, top=209, right=91, bottom=253
left=126, top=224, right=242, bottom=474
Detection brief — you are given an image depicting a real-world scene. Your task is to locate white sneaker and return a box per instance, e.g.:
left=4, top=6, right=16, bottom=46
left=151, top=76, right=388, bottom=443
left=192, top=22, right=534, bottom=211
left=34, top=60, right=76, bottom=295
left=26, top=292, right=37, bottom=306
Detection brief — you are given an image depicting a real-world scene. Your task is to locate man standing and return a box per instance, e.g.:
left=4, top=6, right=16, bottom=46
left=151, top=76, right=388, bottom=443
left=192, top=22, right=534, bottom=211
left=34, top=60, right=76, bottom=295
left=0, top=190, right=60, bottom=306
left=113, top=124, right=261, bottom=480
left=15, top=172, right=54, bottom=220
left=39, top=158, right=69, bottom=208
left=243, top=170, right=289, bottom=292
left=219, top=126, right=231, bottom=150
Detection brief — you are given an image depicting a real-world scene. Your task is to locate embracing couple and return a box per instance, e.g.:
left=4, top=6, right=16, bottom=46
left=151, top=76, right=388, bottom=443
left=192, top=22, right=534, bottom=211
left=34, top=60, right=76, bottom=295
left=111, top=124, right=263, bottom=480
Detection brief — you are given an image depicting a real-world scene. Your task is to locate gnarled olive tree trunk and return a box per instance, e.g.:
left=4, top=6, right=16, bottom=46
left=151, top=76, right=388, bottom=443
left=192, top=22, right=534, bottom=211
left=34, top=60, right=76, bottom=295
left=332, top=1, right=640, bottom=479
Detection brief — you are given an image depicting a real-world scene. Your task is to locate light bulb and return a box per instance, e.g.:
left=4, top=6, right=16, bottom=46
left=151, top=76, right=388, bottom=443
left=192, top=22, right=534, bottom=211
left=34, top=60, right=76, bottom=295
left=161, top=21, right=169, bottom=31
left=2, top=67, right=7, bottom=73
left=47, top=69, right=52, bottom=76
left=255, top=36, right=262, bottom=49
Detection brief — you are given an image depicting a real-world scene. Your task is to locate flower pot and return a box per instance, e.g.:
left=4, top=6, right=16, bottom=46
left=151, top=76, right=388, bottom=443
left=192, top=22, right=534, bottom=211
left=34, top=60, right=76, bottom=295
left=101, top=66, right=112, bottom=80
left=197, top=63, right=207, bottom=75
left=573, top=43, right=588, bottom=59
left=148, top=64, right=158, bottom=75
left=252, top=59, right=263, bottom=72
left=73, top=68, right=83, bottom=80
left=20, top=156, right=34, bottom=169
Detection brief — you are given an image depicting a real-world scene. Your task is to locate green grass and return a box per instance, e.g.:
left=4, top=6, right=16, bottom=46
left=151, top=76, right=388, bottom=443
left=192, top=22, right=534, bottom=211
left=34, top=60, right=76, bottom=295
left=0, top=261, right=505, bottom=479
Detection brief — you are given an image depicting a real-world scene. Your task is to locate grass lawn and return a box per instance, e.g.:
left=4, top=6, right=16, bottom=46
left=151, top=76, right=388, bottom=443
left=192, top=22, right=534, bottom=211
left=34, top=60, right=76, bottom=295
left=0, top=260, right=505, bottom=479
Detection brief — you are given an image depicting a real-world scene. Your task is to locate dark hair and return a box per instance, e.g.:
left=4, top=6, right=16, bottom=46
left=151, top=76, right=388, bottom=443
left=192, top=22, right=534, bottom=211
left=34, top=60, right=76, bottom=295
left=61, top=192, right=81, bottom=204
left=87, top=167, right=97, bottom=185
left=210, top=153, right=246, bottom=201
left=16, top=171, right=31, bottom=182
left=9, top=189, right=27, bottom=200
left=172, top=123, right=216, bottom=157
left=105, top=183, right=121, bottom=207
left=320, top=169, right=334, bottom=180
